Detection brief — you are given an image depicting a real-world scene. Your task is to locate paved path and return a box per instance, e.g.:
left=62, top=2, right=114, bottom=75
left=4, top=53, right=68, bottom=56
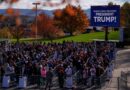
left=99, top=49, right=130, bottom=90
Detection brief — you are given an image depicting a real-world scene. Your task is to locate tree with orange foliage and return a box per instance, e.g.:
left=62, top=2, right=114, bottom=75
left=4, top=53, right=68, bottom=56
left=54, top=4, right=89, bottom=36
left=31, top=13, right=59, bottom=41
left=120, top=2, right=130, bottom=27
left=10, top=25, right=25, bottom=43
left=0, top=14, right=3, bottom=21
left=0, top=27, right=12, bottom=38
left=8, top=16, right=25, bottom=43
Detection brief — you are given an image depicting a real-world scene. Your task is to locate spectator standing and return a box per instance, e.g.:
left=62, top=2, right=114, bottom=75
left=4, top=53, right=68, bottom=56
left=33, top=63, right=41, bottom=88
left=83, top=66, right=89, bottom=85
left=0, top=65, right=4, bottom=83
left=41, top=66, right=47, bottom=87
left=65, top=65, right=73, bottom=89
left=4, top=63, right=15, bottom=79
left=57, top=65, right=65, bottom=88
left=107, top=63, right=113, bottom=80
left=45, top=68, right=53, bottom=90
left=90, top=65, right=96, bottom=86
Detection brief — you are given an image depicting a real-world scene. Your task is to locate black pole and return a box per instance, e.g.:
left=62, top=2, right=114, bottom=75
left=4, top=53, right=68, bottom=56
left=16, top=26, right=19, bottom=44
left=36, top=4, right=38, bottom=40
left=105, top=26, right=108, bottom=41
left=32, top=2, right=40, bottom=42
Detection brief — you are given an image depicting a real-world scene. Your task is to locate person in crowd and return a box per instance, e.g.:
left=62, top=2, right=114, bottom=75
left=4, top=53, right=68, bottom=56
left=90, top=65, right=96, bottom=86
left=0, top=41, right=116, bottom=89
left=33, top=63, right=41, bottom=88
left=0, top=65, right=4, bottom=83
left=65, top=65, right=73, bottom=89
left=45, top=68, right=53, bottom=90
left=57, top=64, right=65, bottom=88
left=95, top=64, right=104, bottom=87
left=41, top=65, right=47, bottom=87
left=106, top=63, right=113, bottom=80
left=83, top=66, right=89, bottom=85
left=4, top=63, right=15, bottom=81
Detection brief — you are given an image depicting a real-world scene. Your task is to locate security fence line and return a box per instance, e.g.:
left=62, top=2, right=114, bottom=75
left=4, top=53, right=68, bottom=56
left=0, top=56, right=116, bottom=89
left=87, top=60, right=115, bottom=90
left=0, top=62, right=114, bottom=90
left=100, top=71, right=130, bottom=90
left=0, top=70, right=93, bottom=89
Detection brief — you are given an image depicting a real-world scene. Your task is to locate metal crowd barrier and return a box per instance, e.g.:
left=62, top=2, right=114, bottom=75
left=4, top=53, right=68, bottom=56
left=88, top=61, right=114, bottom=89
left=0, top=70, right=101, bottom=89
left=0, top=74, right=27, bottom=88
left=118, top=71, right=128, bottom=90
left=0, top=63, right=114, bottom=89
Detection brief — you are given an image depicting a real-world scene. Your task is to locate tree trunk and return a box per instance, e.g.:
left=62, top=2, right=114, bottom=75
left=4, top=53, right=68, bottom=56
left=49, top=37, right=53, bottom=43
left=16, top=27, right=19, bottom=43
left=16, top=37, right=19, bottom=44
left=51, top=39, right=53, bottom=43
left=105, top=27, right=108, bottom=41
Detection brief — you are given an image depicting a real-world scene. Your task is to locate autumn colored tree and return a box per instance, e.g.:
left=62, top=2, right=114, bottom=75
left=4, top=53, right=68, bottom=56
left=0, top=14, right=3, bottom=21
left=0, top=0, right=25, bottom=43
left=54, top=4, right=89, bottom=36
left=30, top=23, right=36, bottom=37
left=5, top=3, right=25, bottom=43
left=120, top=2, right=130, bottom=27
left=0, top=14, right=24, bottom=41
left=31, top=13, right=60, bottom=41
left=8, top=16, right=25, bottom=43
left=0, top=27, right=12, bottom=38
left=10, top=25, right=24, bottom=43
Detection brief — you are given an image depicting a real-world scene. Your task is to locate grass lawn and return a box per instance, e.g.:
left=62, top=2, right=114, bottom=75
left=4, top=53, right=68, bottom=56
left=12, top=31, right=119, bottom=43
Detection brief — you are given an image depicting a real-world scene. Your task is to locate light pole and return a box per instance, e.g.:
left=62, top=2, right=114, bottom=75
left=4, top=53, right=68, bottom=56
left=32, top=2, right=40, bottom=41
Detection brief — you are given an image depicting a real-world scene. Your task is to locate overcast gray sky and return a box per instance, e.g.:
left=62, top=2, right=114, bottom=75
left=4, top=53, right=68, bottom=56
left=0, top=0, right=130, bottom=10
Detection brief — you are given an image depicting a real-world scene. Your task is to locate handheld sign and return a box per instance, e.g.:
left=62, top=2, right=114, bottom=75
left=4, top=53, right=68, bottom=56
left=91, top=6, right=120, bottom=27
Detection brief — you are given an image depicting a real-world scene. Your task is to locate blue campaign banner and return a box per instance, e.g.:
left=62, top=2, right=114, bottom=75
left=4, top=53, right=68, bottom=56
left=91, top=6, right=120, bottom=27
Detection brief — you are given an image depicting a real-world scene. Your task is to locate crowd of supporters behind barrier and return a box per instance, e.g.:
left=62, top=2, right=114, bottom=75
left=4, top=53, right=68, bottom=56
left=0, top=41, right=116, bottom=89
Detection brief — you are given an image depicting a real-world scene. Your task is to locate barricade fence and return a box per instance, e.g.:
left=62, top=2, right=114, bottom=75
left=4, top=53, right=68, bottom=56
left=118, top=71, right=130, bottom=90
left=119, top=71, right=127, bottom=90
left=86, top=61, right=115, bottom=89
left=100, top=71, right=130, bottom=90
left=0, top=74, right=90, bottom=89
left=0, top=58, right=116, bottom=89
left=0, top=64, right=113, bottom=89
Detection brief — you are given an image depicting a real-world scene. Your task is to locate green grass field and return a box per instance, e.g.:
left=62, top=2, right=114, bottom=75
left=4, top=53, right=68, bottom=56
left=12, top=31, right=119, bottom=43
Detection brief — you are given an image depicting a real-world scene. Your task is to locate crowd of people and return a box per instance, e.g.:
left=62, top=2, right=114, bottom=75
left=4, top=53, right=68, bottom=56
left=0, top=41, right=116, bottom=89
